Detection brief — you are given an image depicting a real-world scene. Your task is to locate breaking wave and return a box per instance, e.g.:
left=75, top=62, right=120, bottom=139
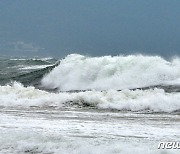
left=1, top=82, right=180, bottom=113
left=41, top=54, right=180, bottom=91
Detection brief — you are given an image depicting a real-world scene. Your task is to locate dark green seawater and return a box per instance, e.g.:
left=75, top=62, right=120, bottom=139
left=0, top=56, right=58, bottom=87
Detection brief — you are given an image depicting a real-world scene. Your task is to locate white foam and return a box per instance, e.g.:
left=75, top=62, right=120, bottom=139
left=10, top=57, right=53, bottom=61
left=41, top=54, right=180, bottom=91
left=19, top=65, right=52, bottom=70
left=1, top=114, right=174, bottom=154
left=0, top=82, right=180, bottom=112
left=164, top=78, right=180, bottom=86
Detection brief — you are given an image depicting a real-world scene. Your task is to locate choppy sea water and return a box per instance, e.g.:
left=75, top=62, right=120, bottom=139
left=0, top=54, right=180, bottom=154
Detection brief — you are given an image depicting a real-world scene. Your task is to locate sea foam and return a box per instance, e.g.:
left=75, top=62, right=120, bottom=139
left=1, top=82, right=180, bottom=112
left=41, top=54, right=180, bottom=91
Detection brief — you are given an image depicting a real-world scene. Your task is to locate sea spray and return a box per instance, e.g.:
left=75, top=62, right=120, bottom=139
left=41, top=54, right=180, bottom=91
left=1, top=82, right=180, bottom=112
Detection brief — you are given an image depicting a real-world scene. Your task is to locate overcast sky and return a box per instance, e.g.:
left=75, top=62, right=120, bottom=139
left=0, top=0, right=180, bottom=58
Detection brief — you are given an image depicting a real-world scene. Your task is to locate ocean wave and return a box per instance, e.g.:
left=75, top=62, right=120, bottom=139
left=19, top=65, right=52, bottom=70
left=9, top=57, right=55, bottom=66
left=1, top=82, right=180, bottom=113
left=41, top=54, right=180, bottom=91
left=10, top=57, right=54, bottom=61
left=0, top=58, right=60, bottom=86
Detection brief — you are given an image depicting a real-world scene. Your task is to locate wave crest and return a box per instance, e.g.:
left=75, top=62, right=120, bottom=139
left=41, top=54, right=180, bottom=91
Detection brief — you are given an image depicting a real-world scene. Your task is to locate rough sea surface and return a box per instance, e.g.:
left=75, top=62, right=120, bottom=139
left=0, top=54, right=180, bottom=154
